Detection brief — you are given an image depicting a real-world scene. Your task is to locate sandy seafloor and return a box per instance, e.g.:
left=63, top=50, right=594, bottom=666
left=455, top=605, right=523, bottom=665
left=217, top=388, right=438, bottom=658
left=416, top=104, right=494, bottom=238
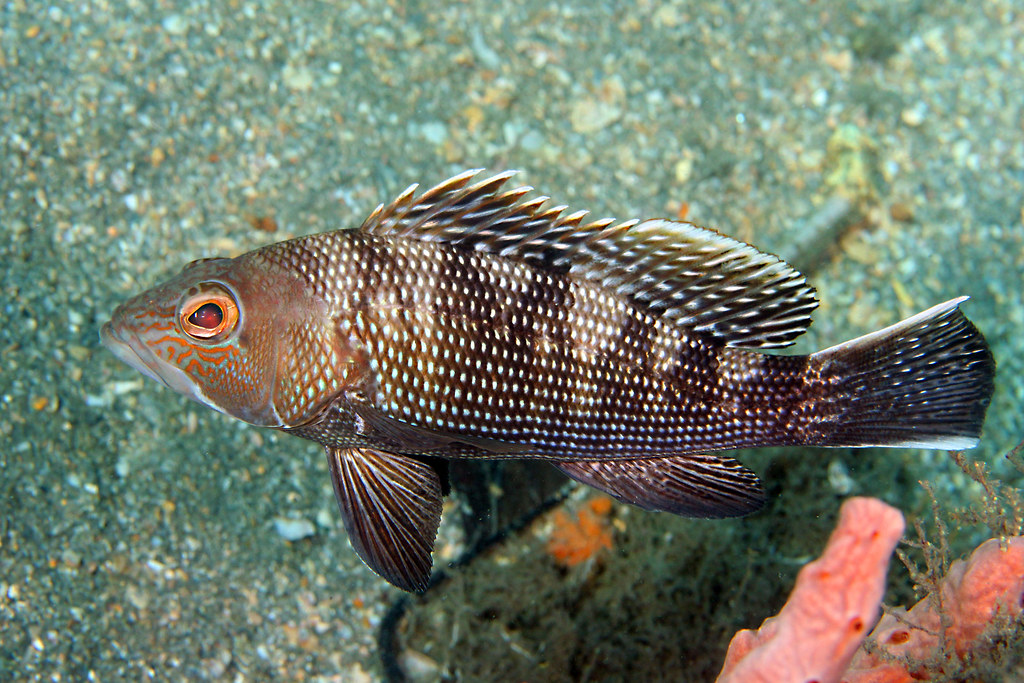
left=2, top=0, right=1022, bottom=681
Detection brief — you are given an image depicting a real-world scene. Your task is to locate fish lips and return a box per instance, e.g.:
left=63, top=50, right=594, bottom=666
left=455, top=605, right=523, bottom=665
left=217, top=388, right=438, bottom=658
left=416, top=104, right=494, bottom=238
left=100, top=320, right=214, bottom=410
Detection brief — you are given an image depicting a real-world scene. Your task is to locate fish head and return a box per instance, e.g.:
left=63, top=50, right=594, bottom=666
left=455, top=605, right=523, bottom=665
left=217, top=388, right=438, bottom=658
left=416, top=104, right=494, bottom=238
left=101, top=255, right=303, bottom=428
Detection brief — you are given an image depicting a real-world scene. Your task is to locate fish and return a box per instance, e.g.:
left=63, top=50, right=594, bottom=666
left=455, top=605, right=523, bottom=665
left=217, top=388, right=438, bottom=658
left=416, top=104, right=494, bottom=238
left=101, top=169, right=996, bottom=592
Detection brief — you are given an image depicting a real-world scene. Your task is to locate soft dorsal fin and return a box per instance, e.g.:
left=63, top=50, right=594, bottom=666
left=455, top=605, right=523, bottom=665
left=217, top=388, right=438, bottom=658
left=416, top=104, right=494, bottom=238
left=360, top=170, right=818, bottom=348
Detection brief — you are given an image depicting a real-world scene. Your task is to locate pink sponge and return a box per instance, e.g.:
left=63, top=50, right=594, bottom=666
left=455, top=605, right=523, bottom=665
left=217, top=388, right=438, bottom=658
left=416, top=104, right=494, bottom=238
left=843, top=536, right=1024, bottom=682
left=717, top=495, right=1024, bottom=683
left=717, top=497, right=905, bottom=683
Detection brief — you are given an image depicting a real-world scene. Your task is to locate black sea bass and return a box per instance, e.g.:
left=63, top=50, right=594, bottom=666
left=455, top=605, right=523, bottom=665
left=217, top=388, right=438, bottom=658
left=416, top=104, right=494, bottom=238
left=101, top=170, right=995, bottom=591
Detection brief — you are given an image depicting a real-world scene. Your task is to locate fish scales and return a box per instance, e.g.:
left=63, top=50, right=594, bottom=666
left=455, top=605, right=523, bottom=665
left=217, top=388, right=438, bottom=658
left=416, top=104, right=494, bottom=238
left=257, top=231, right=814, bottom=458
left=102, top=169, right=996, bottom=591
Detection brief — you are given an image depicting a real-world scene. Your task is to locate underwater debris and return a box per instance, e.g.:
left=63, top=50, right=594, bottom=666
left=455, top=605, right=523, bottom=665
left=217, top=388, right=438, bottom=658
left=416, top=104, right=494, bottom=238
left=546, top=496, right=615, bottom=569
left=949, top=440, right=1024, bottom=539
left=824, top=124, right=881, bottom=204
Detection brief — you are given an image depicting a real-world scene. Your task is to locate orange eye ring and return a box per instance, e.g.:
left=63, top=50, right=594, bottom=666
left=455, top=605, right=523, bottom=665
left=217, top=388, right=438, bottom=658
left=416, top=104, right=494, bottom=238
left=180, top=288, right=240, bottom=340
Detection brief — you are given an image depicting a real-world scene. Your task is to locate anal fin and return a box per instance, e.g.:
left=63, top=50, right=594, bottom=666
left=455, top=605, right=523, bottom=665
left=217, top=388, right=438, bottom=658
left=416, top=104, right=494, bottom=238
left=325, top=446, right=442, bottom=592
left=554, top=455, right=766, bottom=519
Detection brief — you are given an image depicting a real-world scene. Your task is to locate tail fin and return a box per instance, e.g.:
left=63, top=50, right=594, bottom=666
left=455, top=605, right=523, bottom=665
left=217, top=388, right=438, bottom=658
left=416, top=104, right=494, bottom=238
left=809, top=297, right=995, bottom=450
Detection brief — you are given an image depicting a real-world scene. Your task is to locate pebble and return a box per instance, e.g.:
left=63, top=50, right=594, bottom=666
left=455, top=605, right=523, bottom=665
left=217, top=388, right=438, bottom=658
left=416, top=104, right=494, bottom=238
left=316, top=508, right=335, bottom=528
left=83, top=394, right=109, bottom=408
left=273, top=517, right=316, bottom=541
left=520, top=129, right=544, bottom=152
left=674, top=151, right=696, bottom=184
left=161, top=14, right=188, bottom=36
left=652, top=5, right=682, bottom=29
left=61, top=550, right=82, bottom=570
left=110, top=380, right=144, bottom=395
left=951, top=139, right=971, bottom=166
left=569, top=99, right=621, bottom=133
left=201, top=648, right=233, bottom=678
left=889, top=202, right=915, bottom=223
left=416, top=121, right=448, bottom=146
left=282, top=65, right=315, bottom=92
left=901, top=104, right=926, bottom=127
left=470, top=28, right=501, bottom=70
left=827, top=459, right=856, bottom=495
left=115, top=457, right=131, bottom=478
left=109, top=169, right=129, bottom=193
left=921, top=26, right=950, bottom=61
left=344, top=664, right=373, bottom=683
left=399, top=649, right=441, bottom=681
left=570, top=77, right=626, bottom=134
left=125, top=585, right=150, bottom=610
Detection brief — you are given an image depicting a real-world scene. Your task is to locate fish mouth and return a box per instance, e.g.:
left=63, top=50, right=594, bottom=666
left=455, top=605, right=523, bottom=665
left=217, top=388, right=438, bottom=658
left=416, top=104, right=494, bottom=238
left=100, top=321, right=165, bottom=386
left=99, top=320, right=210, bottom=407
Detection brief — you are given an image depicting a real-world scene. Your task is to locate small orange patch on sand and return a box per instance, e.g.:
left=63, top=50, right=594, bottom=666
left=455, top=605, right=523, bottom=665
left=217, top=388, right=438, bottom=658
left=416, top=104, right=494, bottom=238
left=546, top=496, right=615, bottom=568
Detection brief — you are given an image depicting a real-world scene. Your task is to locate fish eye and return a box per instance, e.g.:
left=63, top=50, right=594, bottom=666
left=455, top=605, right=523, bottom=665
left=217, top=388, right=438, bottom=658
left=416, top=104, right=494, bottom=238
left=188, top=302, right=224, bottom=329
left=180, top=286, right=239, bottom=340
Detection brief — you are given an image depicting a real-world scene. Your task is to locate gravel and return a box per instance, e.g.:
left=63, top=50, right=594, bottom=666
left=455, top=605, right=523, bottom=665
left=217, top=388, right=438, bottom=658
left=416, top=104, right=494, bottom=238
left=2, top=0, right=1021, bottom=680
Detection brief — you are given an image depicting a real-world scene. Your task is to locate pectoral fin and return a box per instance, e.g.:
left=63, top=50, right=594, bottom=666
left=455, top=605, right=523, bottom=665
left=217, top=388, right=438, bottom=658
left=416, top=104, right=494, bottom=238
left=554, top=455, right=766, bottom=518
left=325, top=446, right=442, bottom=592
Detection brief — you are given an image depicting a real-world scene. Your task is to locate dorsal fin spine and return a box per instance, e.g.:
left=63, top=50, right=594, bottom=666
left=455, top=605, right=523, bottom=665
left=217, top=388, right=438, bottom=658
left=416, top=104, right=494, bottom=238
left=358, top=170, right=819, bottom=348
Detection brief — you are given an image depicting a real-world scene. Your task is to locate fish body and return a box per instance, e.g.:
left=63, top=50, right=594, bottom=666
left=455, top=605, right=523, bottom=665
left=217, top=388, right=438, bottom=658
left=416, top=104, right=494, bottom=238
left=102, top=170, right=996, bottom=591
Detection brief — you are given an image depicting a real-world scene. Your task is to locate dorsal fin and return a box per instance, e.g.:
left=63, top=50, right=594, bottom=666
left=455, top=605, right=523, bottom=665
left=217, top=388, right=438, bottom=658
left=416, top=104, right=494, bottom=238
left=359, top=170, right=818, bottom=348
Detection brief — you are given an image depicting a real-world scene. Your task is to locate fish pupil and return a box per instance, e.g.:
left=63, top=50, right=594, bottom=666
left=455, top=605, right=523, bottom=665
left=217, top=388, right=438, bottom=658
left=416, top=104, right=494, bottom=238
left=188, top=302, right=223, bottom=329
